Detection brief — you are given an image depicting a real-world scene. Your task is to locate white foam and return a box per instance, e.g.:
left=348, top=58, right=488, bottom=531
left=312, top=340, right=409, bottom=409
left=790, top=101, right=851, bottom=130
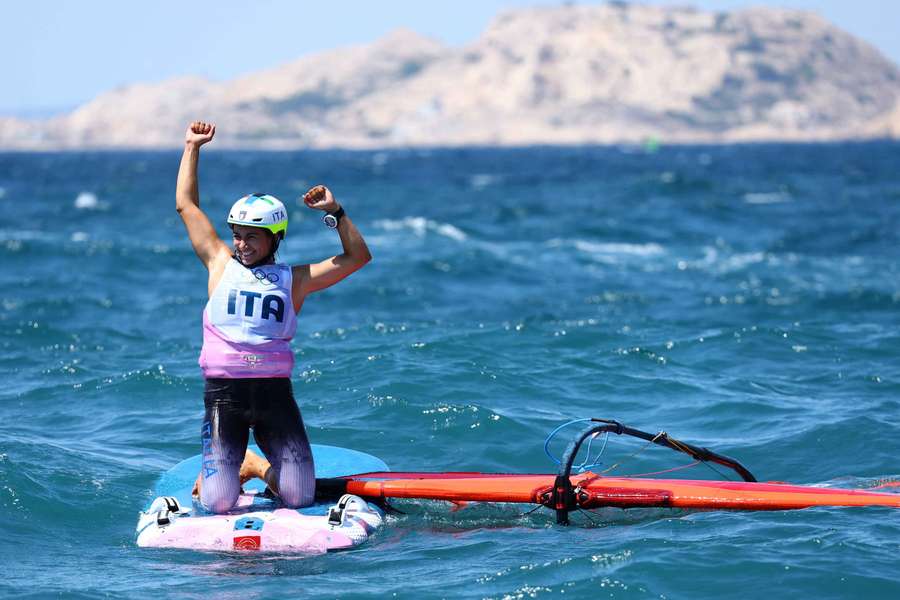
left=543, top=239, right=665, bottom=266
left=743, top=191, right=792, bottom=205
left=74, top=191, right=99, bottom=209
left=683, top=248, right=769, bottom=273
left=469, top=174, right=502, bottom=190
left=374, top=217, right=467, bottom=241
left=436, top=223, right=467, bottom=241
left=721, top=251, right=765, bottom=271
left=571, top=240, right=665, bottom=257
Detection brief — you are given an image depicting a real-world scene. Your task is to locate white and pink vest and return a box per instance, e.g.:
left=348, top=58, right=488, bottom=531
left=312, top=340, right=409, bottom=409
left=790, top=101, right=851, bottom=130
left=199, top=259, right=297, bottom=378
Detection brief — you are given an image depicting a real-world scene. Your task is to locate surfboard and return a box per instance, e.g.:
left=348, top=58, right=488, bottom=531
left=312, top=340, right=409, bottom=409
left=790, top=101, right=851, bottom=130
left=136, top=444, right=387, bottom=552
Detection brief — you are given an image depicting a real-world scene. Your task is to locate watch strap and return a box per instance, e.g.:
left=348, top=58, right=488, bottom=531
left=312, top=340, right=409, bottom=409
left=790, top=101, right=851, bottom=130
left=323, top=206, right=345, bottom=229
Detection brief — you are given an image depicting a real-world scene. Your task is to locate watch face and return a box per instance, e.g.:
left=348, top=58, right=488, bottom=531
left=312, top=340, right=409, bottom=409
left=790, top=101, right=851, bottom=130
left=323, top=214, right=338, bottom=228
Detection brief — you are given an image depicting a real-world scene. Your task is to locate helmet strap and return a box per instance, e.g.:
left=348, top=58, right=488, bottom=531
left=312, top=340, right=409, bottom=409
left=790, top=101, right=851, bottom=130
left=234, top=253, right=276, bottom=269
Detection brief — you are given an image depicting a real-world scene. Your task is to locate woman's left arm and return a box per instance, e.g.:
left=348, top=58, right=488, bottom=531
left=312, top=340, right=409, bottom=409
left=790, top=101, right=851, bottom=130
left=292, top=185, right=372, bottom=299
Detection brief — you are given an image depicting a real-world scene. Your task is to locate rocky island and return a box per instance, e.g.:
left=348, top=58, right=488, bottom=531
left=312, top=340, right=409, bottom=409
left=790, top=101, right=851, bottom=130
left=3, top=2, right=899, bottom=149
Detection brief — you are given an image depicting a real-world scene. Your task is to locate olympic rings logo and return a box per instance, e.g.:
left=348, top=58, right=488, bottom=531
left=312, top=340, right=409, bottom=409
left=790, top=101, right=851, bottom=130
left=252, top=270, right=280, bottom=284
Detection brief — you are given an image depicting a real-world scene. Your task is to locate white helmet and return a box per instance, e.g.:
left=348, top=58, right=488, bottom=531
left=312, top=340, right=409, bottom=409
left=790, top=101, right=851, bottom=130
left=227, top=193, right=288, bottom=239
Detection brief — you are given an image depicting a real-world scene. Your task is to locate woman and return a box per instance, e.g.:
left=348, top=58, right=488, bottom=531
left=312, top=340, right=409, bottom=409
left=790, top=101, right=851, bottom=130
left=176, top=121, right=371, bottom=513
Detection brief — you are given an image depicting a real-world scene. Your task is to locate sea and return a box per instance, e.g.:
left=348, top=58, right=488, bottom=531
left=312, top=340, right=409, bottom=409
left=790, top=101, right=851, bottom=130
left=1, top=142, right=899, bottom=599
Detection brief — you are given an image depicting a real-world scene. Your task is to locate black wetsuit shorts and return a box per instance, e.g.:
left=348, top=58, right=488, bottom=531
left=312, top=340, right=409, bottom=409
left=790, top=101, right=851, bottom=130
left=199, top=377, right=314, bottom=513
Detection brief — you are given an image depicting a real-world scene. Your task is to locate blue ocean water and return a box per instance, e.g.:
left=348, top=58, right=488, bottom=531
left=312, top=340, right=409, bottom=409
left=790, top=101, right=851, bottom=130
left=1, top=143, right=899, bottom=598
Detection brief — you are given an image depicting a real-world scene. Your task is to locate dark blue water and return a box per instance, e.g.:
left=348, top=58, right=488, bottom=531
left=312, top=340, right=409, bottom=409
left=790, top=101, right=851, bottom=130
left=2, top=143, right=899, bottom=598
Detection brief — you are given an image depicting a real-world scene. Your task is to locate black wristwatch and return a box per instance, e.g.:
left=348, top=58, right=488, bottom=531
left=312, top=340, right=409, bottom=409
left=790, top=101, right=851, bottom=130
left=323, top=206, right=345, bottom=229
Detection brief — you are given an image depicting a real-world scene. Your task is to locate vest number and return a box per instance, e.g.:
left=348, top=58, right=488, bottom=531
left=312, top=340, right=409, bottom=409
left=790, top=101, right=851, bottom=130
left=227, top=289, right=285, bottom=322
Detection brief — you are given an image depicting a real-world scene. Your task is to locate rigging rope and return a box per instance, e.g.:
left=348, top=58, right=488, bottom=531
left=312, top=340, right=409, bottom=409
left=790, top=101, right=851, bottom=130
left=544, top=419, right=609, bottom=473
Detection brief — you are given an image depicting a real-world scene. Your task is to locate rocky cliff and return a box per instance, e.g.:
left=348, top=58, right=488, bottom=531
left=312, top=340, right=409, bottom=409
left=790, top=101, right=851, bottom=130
left=3, top=3, right=899, bottom=149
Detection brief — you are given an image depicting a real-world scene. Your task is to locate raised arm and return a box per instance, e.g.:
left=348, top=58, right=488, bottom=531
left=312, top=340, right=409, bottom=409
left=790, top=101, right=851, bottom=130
left=292, top=185, right=372, bottom=300
left=175, top=121, right=230, bottom=270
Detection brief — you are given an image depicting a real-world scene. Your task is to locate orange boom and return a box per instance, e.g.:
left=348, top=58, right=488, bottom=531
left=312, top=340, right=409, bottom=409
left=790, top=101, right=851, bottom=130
left=316, top=419, right=900, bottom=524
left=327, top=471, right=900, bottom=510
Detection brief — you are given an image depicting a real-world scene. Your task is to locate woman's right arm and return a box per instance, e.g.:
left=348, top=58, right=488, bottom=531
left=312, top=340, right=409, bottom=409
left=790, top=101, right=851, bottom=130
left=176, top=121, right=230, bottom=270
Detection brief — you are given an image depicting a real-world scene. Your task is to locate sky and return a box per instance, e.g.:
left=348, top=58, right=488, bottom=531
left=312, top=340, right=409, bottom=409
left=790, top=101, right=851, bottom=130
left=3, top=0, right=899, bottom=117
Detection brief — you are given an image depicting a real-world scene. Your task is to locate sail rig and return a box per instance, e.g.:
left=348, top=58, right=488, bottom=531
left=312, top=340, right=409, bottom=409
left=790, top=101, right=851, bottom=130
left=316, top=419, right=900, bottom=524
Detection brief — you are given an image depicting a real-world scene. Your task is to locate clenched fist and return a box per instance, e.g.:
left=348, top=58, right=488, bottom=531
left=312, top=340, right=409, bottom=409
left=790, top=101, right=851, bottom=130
left=303, top=185, right=340, bottom=213
left=185, top=121, right=216, bottom=147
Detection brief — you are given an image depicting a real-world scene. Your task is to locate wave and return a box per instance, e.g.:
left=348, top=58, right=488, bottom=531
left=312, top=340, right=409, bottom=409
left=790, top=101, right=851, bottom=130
left=373, top=217, right=468, bottom=241
left=679, top=247, right=767, bottom=273
left=544, top=238, right=666, bottom=265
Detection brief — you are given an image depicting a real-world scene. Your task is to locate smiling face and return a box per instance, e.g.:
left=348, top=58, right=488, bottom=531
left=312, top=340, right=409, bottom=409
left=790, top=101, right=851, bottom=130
left=231, top=225, right=274, bottom=266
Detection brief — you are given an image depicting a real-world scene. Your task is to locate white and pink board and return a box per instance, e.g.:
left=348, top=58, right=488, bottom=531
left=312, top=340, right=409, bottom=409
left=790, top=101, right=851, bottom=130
left=136, top=444, right=386, bottom=553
